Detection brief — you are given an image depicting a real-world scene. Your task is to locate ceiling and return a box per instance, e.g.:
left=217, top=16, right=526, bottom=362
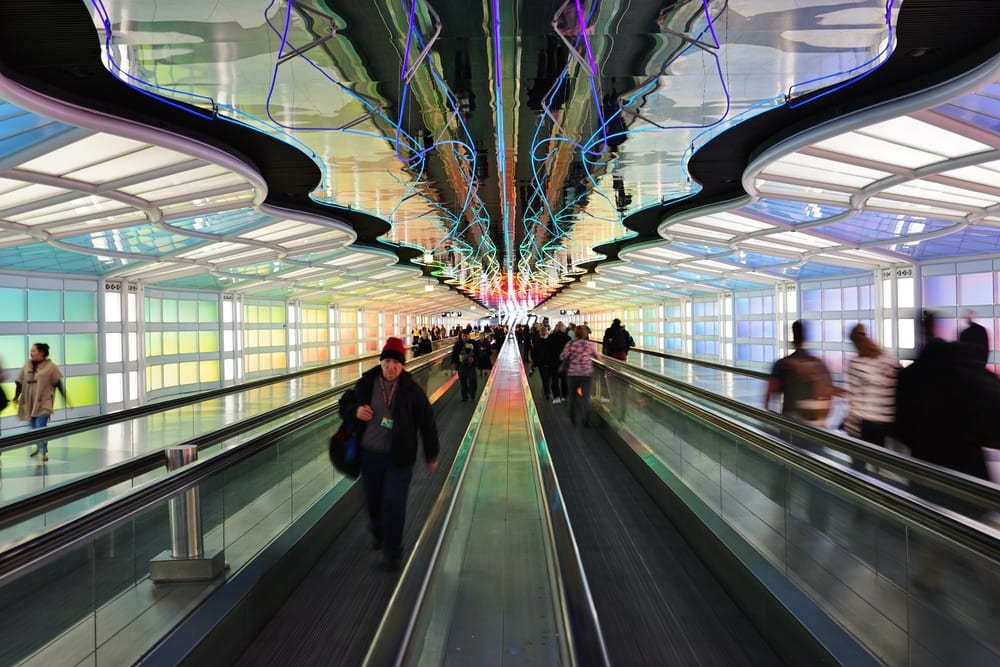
left=0, top=1, right=998, bottom=316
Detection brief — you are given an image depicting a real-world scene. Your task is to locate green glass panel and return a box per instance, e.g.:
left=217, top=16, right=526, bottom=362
left=64, top=333, right=98, bottom=365
left=199, top=300, right=218, bottom=323
left=146, top=297, right=162, bottom=323
left=179, top=332, right=198, bottom=354
left=162, top=299, right=178, bottom=323
left=178, top=300, right=198, bottom=323
left=64, top=292, right=98, bottom=322
left=0, top=288, right=26, bottom=321
left=64, top=375, right=99, bottom=407
left=28, top=290, right=62, bottom=321
left=0, top=335, right=26, bottom=370
left=199, top=331, right=219, bottom=353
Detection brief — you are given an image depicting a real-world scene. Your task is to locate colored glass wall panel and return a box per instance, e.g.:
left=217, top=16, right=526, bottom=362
left=0, top=288, right=25, bottom=321
left=179, top=300, right=198, bottom=322
left=64, top=375, right=98, bottom=407
left=28, top=290, right=61, bottom=321
left=179, top=331, right=198, bottom=354
left=64, top=292, right=98, bottom=322
left=64, top=333, right=98, bottom=364
left=162, top=299, right=178, bottom=323
left=201, top=359, right=220, bottom=382
left=199, top=331, right=219, bottom=353
left=199, top=300, right=218, bottom=323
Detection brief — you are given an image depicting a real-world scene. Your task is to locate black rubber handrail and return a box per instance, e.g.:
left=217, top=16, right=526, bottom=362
left=0, top=349, right=451, bottom=534
left=0, top=337, right=456, bottom=450
left=598, top=356, right=1000, bottom=512
left=632, top=346, right=770, bottom=380
left=597, top=361, right=1000, bottom=563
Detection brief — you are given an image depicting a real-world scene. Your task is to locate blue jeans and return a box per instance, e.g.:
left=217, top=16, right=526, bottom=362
left=360, top=448, right=413, bottom=560
left=30, top=415, right=50, bottom=454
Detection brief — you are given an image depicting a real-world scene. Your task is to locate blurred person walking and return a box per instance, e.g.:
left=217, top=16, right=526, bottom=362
left=450, top=331, right=478, bottom=401
left=764, top=321, right=835, bottom=427
left=560, top=325, right=599, bottom=427
left=13, top=343, right=67, bottom=463
left=845, top=324, right=901, bottom=471
left=602, top=318, right=635, bottom=361
left=339, top=337, right=440, bottom=572
left=546, top=322, right=570, bottom=404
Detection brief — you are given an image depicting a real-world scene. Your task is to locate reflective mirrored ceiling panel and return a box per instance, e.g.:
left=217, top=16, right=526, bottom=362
left=0, top=1, right=997, bottom=315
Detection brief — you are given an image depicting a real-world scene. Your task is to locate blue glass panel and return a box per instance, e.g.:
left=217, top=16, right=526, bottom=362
left=746, top=198, right=847, bottom=224
left=736, top=343, right=750, bottom=360
left=843, top=286, right=858, bottom=310
left=751, top=320, right=764, bottom=338
left=923, top=275, right=956, bottom=307
left=735, top=321, right=750, bottom=337
left=61, top=225, right=202, bottom=256
left=815, top=211, right=953, bottom=246
left=0, top=244, right=132, bottom=274
left=892, top=226, right=1000, bottom=260
left=735, top=297, right=750, bottom=315
left=170, top=208, right=276, bottom=236
left=803, top=289, right=822, bottom=311
left=794, top=263, right=864, bottom=279
left=668, top=241, right=724, bottom=256
left=0, top=108, right=78, bottom=158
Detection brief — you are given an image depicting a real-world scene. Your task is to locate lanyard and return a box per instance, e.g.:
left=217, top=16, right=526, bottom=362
left=378, top=377, right=398, bottom=410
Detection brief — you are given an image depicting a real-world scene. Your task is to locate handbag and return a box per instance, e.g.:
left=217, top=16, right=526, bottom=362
left=328, top=418, right=360, bottom=478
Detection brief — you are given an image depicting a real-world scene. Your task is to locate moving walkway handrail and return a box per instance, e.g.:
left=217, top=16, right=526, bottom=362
left=599, top=356, right=1000, bottom=513
left=0, top=338, right=455, bottom=451
left=0, top=350, right=451, bottom=536
left=0, top=351, right=377, bottom=451
left=632, top=346, right=770, bottom=380
left=599, top=361, right=1000, bottom=563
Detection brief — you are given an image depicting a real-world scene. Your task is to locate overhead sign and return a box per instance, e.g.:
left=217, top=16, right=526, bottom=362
left=441, top=311, right=462, bottom=317
left=560, top=309, right=580, bottom=315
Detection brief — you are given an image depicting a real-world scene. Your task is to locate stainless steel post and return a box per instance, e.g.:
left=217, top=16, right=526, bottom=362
left=165, top=445, right=203, bottom=559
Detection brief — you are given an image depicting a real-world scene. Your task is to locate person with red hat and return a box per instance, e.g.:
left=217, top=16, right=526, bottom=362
left=339, top=336, right=440, bottom=571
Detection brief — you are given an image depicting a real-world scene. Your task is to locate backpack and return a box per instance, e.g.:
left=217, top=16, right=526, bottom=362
left=783, top=353, right=833, bottom=423
left=612, top=327, right=631, bottom=352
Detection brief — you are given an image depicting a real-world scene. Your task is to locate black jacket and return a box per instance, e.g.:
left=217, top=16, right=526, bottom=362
left=339, top=366, right=440, bottom=466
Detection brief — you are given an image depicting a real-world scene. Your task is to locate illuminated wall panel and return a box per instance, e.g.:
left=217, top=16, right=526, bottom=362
left=65, top=292, right=98, bottom=322
left=65, top=375, right=98, bottom=408
left=28, top=290, right=61, bottom=321
left=799, top=274, right=876, bottom=379
left=144, top=288, right=224, bottom=399
left=243, top=297, right=289, bottom=379
left=0, top=288, right=25, bottom=321
left=65, top=333, right=99, bottom=365
left=302, top=304, right=330, bottom=368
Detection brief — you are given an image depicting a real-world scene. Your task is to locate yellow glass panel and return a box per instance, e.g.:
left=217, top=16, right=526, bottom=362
left=147, top=365, right=163, bottom=391
left=179, top=361, right=198, bottom=384
left=272, top=329, right=286, bottom=347
left=200, top=359, right=220, bottom=382
left=147, top=332, right=163, bottom=356
left=179, top=331, right=198, bottom=354
left=163, top=363, right=179, bottom=388
left=199, top=331, right=219, bottom=353
left=271, top=352, right=286, bottom=369
left=271, top=306, right=283, bottom=323
left=246, top=354, right=260, bottom=373
left=64, top=375, right=99, bottom=407
left=163, top=331, right=178, bottom=355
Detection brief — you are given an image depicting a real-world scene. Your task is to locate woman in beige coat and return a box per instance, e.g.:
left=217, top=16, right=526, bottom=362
left=13, top=343, right=66, bottom=462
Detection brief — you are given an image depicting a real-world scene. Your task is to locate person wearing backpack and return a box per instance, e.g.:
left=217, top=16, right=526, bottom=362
left=602, top=318, right=634, bottom=361
left=451, top=331, right=479, bottom=402
left=765, top=320, right=836, bottom=427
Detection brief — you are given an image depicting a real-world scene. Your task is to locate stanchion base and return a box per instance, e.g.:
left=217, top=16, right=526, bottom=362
left=149, top=549, right=227, bottom=583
